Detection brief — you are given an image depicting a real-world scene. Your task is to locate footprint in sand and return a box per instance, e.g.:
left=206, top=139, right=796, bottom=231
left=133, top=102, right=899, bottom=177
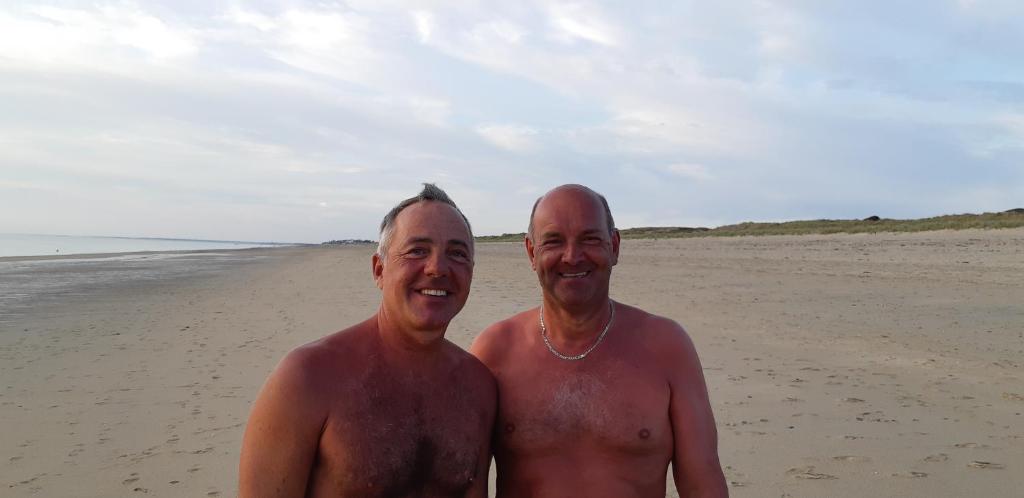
left=954, top=442, right=989, bottom=449
left=786, top=466, right=837, bottom=480
left=892, top=471, right=928, bottom=478
left=967, top=461, right=1004, bottom=470
left=923, top=453, right=949, bottom=462
left=832, top=455, right=871, bottom=463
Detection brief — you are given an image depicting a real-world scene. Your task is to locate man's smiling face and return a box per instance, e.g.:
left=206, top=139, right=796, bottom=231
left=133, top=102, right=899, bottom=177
left=373, top=200, right=474, bottom=342
left=527, top=186, right=619, bottom=312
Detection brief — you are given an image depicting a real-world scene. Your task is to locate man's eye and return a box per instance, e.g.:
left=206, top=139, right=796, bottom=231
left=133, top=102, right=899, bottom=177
left=407, top=247, right=428, bottom=256
left=450, top=250, right=470, bottom=261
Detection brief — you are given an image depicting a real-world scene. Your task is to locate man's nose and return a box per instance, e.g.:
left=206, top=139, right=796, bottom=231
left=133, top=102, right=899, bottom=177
left=561, top=241, right=584, bottom=265
left=424, top=250, right=448, bottom=276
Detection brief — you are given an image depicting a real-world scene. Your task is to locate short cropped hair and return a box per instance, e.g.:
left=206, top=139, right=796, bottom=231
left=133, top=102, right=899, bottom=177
left=377, top=183, right=473, bottom=257
left=527, top=185, right=616, bottom=239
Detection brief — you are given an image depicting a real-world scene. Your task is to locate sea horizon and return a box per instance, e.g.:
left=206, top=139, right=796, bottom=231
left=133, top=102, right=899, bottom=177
left=0, top=233, right=302, bottom=258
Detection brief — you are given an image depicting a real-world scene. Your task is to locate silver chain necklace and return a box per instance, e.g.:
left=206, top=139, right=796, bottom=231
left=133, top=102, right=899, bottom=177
left=539, top=300, right=615, bottom=361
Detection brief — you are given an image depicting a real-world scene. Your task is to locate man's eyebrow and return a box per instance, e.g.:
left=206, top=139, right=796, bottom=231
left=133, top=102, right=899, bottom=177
left=448, top=239, right=471, bottom=250
left=538, top=231, right=562, bottom=239
left=405, top=236, right=434, bottom=245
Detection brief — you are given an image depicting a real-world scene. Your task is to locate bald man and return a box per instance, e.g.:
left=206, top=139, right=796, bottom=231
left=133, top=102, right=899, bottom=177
left=471, top=184, right=727, bottom=497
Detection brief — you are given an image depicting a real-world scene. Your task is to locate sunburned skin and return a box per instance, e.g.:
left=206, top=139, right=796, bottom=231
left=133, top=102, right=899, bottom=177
left=239, top=197, right=496, bottom=498
left=244, top=320, right=495, bottom=498
left=470, top=184, right=727, bottom=498
left=475, top=304, right=714, bottom=497
left=310, top=338, right=487, bottom=496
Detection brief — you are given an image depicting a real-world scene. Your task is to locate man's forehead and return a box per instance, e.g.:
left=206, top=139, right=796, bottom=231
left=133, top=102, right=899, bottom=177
left=395, top=200, right=463, bottom=223
left=535, top=188, right=607, bottom=225
left=393, top=201, right=471, bottom=241
left=400, top=234, right=471, bottom=246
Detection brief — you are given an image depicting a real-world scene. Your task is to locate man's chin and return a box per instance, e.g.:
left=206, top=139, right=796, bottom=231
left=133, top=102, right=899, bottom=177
left=409, top=310, right=462, bottom=333
left=545, top=289, right=601, bottom=309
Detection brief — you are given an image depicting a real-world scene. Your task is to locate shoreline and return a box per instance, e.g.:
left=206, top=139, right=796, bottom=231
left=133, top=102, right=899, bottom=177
left=0, top=244, right=313, bottom=263
left=0, top=246, right=331, bottom=325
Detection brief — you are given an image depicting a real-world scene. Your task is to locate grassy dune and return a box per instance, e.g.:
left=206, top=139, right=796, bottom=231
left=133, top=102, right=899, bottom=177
left=476, top=209, right=1024, bottom=242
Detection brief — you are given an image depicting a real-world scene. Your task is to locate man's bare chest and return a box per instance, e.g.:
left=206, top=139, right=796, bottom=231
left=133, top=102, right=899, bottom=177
left=313, top=381, right=488, bottom=497
left=496, top=364, right=673, bottom=456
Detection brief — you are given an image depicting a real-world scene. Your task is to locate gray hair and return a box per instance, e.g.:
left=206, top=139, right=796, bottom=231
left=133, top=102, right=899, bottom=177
left=377, top=183, right=473, bottom=257
left=527, top=185, right=616, bottom=239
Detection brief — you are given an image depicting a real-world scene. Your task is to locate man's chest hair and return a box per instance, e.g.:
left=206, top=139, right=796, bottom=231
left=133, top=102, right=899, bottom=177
left=315, top=393, right=486, bottom=496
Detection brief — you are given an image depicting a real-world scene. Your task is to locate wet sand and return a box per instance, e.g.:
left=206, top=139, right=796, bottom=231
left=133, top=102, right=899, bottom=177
left=2, top=230, right=1022, bottom=497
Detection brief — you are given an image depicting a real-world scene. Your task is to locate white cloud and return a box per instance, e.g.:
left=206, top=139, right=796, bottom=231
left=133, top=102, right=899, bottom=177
left=546, top=3, right=619, bottom=46
left=467, top=20, right=528, bottom=45
left=224, top=7, right=277, bottom=32
left=476, top=125, right=540, bottom=152
left=408, top=97, right=452, bottom=127
left=666, top=163, right=714, bottom=181
left=0, top=5, right=197, bottom=69
left=110, top=11, right=196, bottom=58
left=412, top=10, right=434, bottom=43
left=279, top=9, right=362, bottom=51
left=967, top=112, right=1024, bottom=156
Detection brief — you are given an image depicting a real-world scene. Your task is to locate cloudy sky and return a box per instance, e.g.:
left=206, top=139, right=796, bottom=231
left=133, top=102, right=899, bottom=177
left=2, top=1, right=1022, bottom=243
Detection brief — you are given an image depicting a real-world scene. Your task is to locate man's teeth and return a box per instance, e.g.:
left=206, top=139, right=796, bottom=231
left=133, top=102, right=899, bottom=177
left=561, top=271, right=589, bottom=278
left=421, top=289, right=448, bottom=296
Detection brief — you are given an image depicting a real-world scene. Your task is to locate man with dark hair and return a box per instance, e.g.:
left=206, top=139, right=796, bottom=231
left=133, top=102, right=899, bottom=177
left=240, top=183, right=496, bottom=497
left=471, top=184, right=727, bottom=497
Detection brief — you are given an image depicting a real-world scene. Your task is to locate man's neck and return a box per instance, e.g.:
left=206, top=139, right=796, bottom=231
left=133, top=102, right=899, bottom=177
left=373, top=310, right=448, bottom=361
left=541, top=297, right=613, bottom=342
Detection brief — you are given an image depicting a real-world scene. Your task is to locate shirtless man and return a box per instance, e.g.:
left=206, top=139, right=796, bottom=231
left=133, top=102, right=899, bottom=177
left=240, top=184, right=496, bottom=498
left=470, top=184, right=727, bottom=498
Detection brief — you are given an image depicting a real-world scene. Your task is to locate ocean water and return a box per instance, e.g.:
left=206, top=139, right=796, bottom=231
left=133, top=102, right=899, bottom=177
left=0, top=234, right=299, bottom=323
left=0, top=233, right=288, bottom=258
left=0, top=251, right=281, bottom=324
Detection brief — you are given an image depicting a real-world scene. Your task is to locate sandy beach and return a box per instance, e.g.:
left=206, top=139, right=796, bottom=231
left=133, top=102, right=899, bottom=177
left=2, top=230, right=1022, bottom=497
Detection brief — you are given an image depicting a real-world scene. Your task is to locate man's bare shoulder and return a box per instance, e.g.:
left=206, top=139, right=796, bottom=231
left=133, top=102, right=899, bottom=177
left=440, top=339, right=498, bottom=393
left=469, top=308, right=537, bottom=368
left=616, top=303, right=698, bottom=362
left=269, top=319, right=377, bottom=392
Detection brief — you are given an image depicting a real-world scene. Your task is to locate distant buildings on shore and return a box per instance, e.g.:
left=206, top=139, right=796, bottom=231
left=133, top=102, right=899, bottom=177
left=321, top=239, right=375, bottom=245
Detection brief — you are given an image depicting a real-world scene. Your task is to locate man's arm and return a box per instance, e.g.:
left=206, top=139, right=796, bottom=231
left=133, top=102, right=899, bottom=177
left=467, top=375, right=497, bottom=498
left=661, top=321, right=729, bottom=498
left=239, top=348, right=327, bottom=498
left=467, top=324, right=506, bottom=498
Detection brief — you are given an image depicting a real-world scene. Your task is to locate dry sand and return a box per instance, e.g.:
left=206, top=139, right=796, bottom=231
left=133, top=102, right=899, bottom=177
left=2, top=229, right=1023, bottom=497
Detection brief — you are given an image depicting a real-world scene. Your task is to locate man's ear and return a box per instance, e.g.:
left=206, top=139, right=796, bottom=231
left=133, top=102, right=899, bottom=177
left=610, top=229, right=620, bottom=266
left=525, top=235, right=537, bottom=271
left=372, top=252, right=384, bottom=289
